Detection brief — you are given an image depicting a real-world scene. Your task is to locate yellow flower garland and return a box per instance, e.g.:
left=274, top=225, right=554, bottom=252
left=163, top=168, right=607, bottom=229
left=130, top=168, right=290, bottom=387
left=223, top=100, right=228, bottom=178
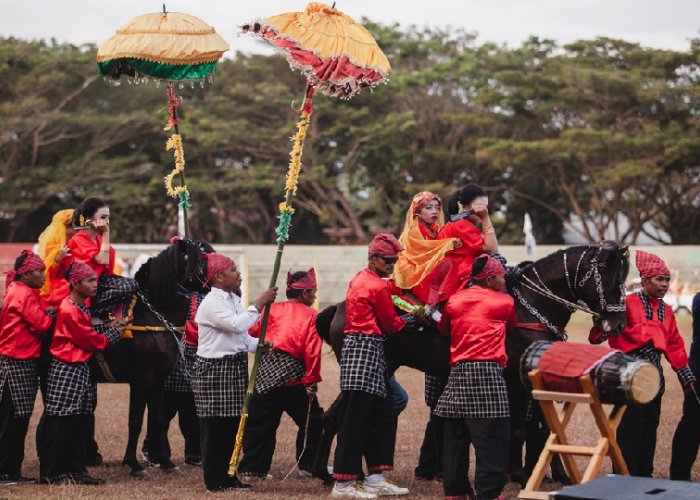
left=164, top=134, right=189, bottom=197
left=284, top=110, right=311, bottom=197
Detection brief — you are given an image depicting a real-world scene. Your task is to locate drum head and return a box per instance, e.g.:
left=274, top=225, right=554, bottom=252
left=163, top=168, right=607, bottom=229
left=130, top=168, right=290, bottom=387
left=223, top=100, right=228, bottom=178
left=629, top=363, right=661, bottom=404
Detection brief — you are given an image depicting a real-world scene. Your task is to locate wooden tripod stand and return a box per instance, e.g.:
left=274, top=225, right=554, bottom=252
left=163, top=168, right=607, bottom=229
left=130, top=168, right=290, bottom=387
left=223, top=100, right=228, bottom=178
left=518, top=370, right=629, bottom=500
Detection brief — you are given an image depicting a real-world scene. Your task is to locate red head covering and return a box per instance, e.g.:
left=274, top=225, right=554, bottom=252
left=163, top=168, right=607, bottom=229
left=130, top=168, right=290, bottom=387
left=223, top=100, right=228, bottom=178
left=4, top=250, right=46, bottom=293
left=204, top=253, right=236, bottom=286
left=369, top=233, right=405, bottom=256
left=65, top=261, right=96, bottom=284
left=287, top=268, right=318, bottom=292
left=411, top=191, right=442, bottom=217
left=636, top=250, right=670, bottom=278
left=472, top=254, right=506, bottom=280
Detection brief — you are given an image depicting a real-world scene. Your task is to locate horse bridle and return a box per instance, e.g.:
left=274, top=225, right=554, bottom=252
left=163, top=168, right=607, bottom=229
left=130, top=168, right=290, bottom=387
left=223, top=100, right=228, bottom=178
left=511, top=247, right=626, bottom=339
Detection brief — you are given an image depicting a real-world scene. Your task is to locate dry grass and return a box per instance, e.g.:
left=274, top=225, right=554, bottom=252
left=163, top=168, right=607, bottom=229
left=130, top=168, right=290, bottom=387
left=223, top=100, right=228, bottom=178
left=2, top=314, right=698, bottom=499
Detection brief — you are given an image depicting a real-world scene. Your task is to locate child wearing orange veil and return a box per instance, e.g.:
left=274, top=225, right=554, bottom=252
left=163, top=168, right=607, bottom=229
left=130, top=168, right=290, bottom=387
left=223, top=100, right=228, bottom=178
left=37, top=209, right=75, bottom=309
left=393, top=192, right=462, bottom=305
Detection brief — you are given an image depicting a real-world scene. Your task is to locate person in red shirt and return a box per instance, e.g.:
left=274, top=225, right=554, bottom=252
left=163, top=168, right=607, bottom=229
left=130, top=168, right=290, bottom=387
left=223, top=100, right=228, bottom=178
left=589, top=250, right=695, bottom=477
left=435, top=254, right=517, bottom=500
left=36, top=261, right=123, bottom=485
left=0, top=250, right=55, bottom=486
left=332, top=234, right=423, bottom=499
left=238, top=268, right=324, bottom=479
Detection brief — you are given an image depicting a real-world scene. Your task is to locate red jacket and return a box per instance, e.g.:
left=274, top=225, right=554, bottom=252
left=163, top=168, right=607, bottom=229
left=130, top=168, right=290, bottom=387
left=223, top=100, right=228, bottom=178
left=438, top=285, right=518, bottom=367
left=344, top=268, right=406, bottom=336
left=249, top=301, right=322, bottom=385
left=0, top=282, right=54, bottom=359
left=590, top=293, right=689, bottom=371
left=50, top=298, right=109, bottom=363
left=438, top=219, right=484, bottom=278
left=64, top=231, right=116, bottom=281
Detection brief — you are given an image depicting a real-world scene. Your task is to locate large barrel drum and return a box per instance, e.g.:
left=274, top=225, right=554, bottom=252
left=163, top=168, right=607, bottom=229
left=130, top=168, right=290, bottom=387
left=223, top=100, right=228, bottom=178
left=520, top=341, right=660, bottom=405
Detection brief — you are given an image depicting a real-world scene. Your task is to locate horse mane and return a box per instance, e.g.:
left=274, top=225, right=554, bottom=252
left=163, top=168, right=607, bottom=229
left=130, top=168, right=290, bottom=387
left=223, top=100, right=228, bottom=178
left=145, top=244, right=186, bottom=309
left=315, top=304, right=337, bottom=345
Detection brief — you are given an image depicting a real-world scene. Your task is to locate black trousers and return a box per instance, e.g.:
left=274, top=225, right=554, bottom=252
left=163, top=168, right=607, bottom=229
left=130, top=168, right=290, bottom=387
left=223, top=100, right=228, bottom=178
left=146, top=391, right=201, bottom=462
left=670, top=390, right=700, bottom=480
left=414, top=410, right=444, bottom=479
left=200, top=416, right=241, bottom=491
left=37, top=413, right=92, bottom=480
left=239, top=385, right=322, bottom=476
left=443, top=417, right=510, bottom=500
left=0, top=381, right=31, bottom=476
left=616, top=394, right=662, bottom=477
left=333, top=389, right=397, bottom=480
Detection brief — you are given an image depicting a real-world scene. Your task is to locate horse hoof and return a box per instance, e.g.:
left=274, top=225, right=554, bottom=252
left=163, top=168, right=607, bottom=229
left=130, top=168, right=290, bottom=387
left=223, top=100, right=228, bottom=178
left=130, top=470, right=152, bottom=480
left=164, top=466, right=184, bottom=476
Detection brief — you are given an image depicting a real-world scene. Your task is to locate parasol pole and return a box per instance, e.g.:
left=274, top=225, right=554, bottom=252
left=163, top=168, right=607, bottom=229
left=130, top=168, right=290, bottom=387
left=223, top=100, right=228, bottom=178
left=229, top=84, right=315, bottom=477
left=165, top=82, right=191, bottom=238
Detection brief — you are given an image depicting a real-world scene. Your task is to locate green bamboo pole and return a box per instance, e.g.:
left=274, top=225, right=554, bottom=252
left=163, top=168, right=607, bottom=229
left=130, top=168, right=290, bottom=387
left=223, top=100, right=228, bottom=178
left=229, top=86, right=314, bottom=476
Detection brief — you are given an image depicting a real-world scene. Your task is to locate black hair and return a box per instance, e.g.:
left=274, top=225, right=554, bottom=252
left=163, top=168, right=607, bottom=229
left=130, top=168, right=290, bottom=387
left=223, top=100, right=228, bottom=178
left=12, top=254, right=28, bottom=281
left=65, top=262, right=76, bottom=291
left=286, top=270, right=311, bottom=299
left=471, top=256, right=488, bottom=277
left=72, top=197, right=108, bottom=226
left=446, top=184, right=487, bottom=217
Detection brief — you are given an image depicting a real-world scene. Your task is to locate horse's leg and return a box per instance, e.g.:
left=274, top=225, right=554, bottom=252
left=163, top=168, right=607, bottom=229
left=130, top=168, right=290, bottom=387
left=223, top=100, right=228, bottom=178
left=523, top=399, right=571, bottom=485
left=123, top=380, right=152, bottom=479
left=145, top=381, right=182, bottom=475
left=312, top=392, right=343, bottom=486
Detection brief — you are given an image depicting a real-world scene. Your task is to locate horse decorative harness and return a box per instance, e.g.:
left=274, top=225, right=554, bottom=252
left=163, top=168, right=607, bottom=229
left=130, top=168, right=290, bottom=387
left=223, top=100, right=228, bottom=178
left=512, top=247, right=626, bottom=340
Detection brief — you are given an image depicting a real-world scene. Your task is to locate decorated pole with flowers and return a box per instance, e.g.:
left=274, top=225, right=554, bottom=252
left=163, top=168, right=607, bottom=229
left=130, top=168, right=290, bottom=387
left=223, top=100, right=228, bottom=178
left=228, top=2, right=391, bottom=477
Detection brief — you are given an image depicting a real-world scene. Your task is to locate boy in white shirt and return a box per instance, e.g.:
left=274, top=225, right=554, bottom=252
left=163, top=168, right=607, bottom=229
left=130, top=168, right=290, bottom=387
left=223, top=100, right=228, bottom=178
left=192, top=253, right=276, bottom=492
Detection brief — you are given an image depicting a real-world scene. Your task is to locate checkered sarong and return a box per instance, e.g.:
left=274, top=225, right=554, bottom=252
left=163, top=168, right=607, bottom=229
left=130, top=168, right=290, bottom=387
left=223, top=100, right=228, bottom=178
left=340, top=333, right=388, bottom=398
left=255, top=350, right=306, bottom=395
left=434, top=361, right=510, bottom=419
left=424, top=374, right=448, bottom=408
left=0, top=355, right=40, bottom=418
left=164, top=344, right=198, bottom=392
left=192, top=353, right=248, bottom=418
left=44, top=358, right=97, bottom=416
left=91, top=273, right=139, bottom=317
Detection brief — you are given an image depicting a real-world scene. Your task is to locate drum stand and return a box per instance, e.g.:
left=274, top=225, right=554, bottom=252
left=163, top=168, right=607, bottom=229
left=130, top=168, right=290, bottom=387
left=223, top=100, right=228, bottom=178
left=518, top=370, right=629, bottom=500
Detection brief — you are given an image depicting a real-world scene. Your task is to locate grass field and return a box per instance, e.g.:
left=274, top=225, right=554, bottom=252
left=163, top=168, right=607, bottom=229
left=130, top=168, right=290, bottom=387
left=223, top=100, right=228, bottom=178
left=2, top=314, right=698, bottom=499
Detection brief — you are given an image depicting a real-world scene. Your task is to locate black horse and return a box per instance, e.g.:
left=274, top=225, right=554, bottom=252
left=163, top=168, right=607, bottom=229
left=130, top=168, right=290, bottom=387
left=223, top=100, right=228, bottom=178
left=312, top=243, right=629, bottom=490
left=40, top=238, right=213, bottom=479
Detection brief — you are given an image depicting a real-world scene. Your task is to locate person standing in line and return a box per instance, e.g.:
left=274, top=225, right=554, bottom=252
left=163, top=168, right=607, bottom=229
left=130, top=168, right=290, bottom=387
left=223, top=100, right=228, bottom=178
left=192, top=253, right=277, bottom=492
left=0, top=251, right=56, bottom=486
left=435, top=254, right=516, bottom=500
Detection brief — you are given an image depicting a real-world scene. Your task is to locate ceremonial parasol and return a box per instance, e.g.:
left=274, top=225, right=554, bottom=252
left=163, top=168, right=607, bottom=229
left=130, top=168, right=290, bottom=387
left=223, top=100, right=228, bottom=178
left=96, top=6, right=229, bottom=238
left=228, top=1, right=391, bottom=477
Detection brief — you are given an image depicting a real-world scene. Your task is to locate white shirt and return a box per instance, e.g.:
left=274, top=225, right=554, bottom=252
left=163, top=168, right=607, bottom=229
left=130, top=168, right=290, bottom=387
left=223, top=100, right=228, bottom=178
left=195, top=287, right=261, bottom=358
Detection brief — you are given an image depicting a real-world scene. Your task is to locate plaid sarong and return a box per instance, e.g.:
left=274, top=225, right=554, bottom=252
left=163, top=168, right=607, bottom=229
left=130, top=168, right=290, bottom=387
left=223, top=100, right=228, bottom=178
left=339, top=333, right=389, bottom=398
left=434, top=361, right=510, bottom=419
left=164, top=344, right=198, bottom=393
left=424, top=374, right=448, bottom=408
left=192, top=353, right=248, bottom=418
left=44, top=358, right=97, bottom=416
left=91, top=273, right=139, bottom=317
left=0, top=355, right=40, bottom=418
left=255, top=350, right=306, bottom=395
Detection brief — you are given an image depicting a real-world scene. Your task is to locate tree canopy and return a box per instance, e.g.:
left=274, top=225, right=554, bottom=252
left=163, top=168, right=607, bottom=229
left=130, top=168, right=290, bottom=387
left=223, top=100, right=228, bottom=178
left=1, top=25, right=699, bottom=245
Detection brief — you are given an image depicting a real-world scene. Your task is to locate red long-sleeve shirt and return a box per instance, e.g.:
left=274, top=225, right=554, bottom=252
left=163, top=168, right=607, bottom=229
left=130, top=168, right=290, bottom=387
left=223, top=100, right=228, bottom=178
left=438, top=285, right=518, bottom=367
left=50, top=298, right=109, bottom=363
left=249, top=301, right=322, bottom=385
left=590, top=293, right=689, bottom=371
left=344, top=268, right=406, bottom=336
left=64, top=231, right=116, bottom=281
left=0, top=282, right=54, bottom=359
left=438, top=219, right=484, bottom=278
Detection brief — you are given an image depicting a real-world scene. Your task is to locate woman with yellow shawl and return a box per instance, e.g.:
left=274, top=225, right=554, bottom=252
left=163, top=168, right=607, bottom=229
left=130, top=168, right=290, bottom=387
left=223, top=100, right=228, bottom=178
left=37, top=210, right=75, bottom=309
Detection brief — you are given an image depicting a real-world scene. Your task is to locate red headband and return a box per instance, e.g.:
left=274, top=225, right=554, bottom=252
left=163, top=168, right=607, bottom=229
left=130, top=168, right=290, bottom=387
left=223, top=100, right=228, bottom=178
left=4, top=250, right=46, bottom=294
left=204, top=253, right=236, bottom=285
left=66, top=261, right=95, bottom=284
left=369, top=233, right=405, bottom=256
left=472, top=254, right=506, bottom=280
left=411, top=191, right=442, bottom=217
left=636, top=250, right=669, bottom=278
left=287, top=268, right=317, bottom=292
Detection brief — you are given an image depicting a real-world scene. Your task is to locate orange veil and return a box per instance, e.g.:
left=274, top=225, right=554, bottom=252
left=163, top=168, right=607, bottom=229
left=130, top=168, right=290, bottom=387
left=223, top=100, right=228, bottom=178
left=393, top=192, right=455, bottom=290
left=37, top=209, right=73, bottom=297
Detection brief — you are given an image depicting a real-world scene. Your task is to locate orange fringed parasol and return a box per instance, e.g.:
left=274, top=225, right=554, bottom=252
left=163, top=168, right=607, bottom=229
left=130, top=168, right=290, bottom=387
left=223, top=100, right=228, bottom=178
left=228, top=2, right=391, bottom=478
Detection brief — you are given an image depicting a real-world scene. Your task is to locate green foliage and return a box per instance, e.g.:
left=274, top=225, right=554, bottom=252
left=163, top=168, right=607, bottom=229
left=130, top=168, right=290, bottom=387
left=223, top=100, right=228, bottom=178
left=1, top=28, right=699, bottom=245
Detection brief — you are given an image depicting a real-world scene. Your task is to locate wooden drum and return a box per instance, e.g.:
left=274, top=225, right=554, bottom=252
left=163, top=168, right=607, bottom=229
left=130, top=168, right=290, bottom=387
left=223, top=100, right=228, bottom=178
left=520, top=341, right=660, bottom=405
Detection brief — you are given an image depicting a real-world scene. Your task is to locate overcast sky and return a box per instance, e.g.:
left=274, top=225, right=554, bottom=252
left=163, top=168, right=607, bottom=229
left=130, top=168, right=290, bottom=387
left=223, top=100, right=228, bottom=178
left=1, top=0, right=698, bottom=55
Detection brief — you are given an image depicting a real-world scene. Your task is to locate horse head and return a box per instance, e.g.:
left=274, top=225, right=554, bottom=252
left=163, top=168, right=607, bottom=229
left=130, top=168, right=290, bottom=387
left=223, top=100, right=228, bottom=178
left=134, top=238, right=214, bottom=310
left=564, top=243, right=630, bottom=336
